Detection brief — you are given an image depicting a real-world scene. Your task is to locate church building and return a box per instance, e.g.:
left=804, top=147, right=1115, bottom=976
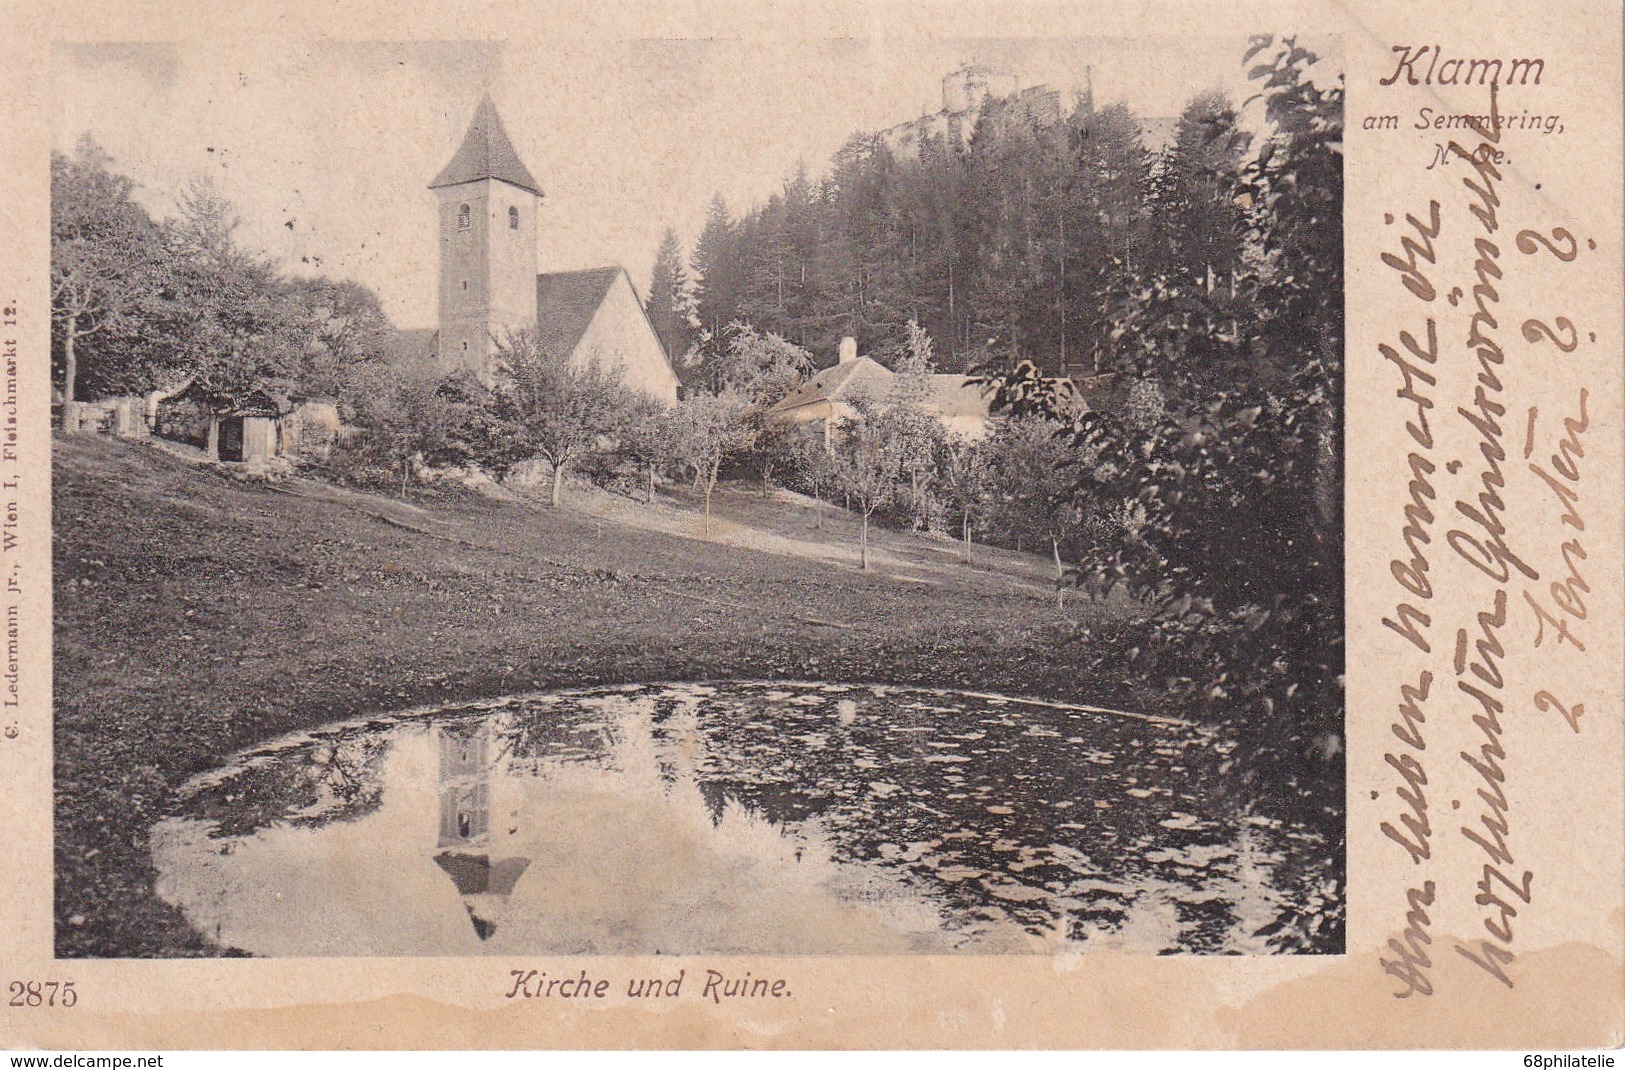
left=423, top=95, right=679, bottom=405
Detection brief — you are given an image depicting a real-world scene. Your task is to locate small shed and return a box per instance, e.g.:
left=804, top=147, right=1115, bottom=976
left=151, top=379, right=292, bottom=462
left=209, top=388, right=292, bottom=463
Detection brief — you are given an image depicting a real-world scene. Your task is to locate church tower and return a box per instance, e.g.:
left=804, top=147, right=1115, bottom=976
left=430, top=95, right=542, bottom=373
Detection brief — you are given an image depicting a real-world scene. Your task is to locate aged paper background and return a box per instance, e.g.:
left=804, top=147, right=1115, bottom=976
left=1, top=0, right=1621, bottom=1050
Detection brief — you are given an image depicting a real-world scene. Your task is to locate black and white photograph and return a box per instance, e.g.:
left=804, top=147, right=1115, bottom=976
left=50, top=35, right=1345, bottom=959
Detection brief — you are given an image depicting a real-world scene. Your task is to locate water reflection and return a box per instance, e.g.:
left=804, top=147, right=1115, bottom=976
left=433, top=723, right=531, bottom=941
left=151, top=682, right=1335, bottom=956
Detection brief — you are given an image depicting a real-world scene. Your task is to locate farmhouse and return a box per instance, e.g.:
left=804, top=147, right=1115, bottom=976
left=767, top=336, right=1001, bottom=441
left=415, top=95, right=679, bottom=405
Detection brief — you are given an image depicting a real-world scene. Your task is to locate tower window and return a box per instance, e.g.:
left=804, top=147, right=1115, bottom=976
left=508, top=206, right=519, bottom=230
left=461, top=280, right=468, bottom=291
left=457, top=203, right=471, bottom=229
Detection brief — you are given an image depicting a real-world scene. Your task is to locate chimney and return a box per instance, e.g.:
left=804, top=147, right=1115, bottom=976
left=838, top=337, right=858, bottom=364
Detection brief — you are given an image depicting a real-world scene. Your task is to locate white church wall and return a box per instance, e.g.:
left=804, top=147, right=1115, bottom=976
left=571, top=272, right=680, bottom=406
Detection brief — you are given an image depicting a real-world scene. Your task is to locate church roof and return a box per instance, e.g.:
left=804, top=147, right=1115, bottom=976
left=434, top=852, right=531, bottom=942
left=433, top=852, right=531, bottom=897
left=533, top=266, right=625, bottom=362
left=430, top=94, right=544, bottom=197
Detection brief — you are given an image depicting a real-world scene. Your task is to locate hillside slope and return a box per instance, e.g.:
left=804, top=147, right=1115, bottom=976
left=53, top=435, right=1127, bottom=956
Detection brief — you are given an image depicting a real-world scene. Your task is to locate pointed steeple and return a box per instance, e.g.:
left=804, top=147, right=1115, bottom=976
left=430, top=94, right=543, bottom=196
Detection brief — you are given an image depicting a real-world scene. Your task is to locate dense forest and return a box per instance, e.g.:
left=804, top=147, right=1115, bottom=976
left=649, top=69, right=1257, bottom=380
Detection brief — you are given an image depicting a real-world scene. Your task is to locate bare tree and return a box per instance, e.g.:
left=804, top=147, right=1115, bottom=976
left=667, top=388, right=750, bottom=536
left=938, top=433, right=992, bottom=564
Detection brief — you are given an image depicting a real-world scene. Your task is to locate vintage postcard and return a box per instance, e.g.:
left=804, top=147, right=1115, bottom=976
left=0, top=0, right=1620, bottom=1050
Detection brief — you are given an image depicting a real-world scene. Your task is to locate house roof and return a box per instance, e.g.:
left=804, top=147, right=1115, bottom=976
left=429, top=95, right=544, bottom=197
left=1069, top=372, right=1120, bottom=412
left=923, top=375, right=998, bottom=420
left=532, top=266, right=623, bottom=363
left=770, top=357, right=997, bottom=426
left=770, top=356, right=896, bottom=414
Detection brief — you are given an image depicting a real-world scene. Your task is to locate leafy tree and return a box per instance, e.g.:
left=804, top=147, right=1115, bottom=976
left=874, top=321, right=946, bottom=528
left=339, top=365, right=489, bottom=495
left=682, top=323, right=813, bottom=496
left=936, top=433, right=992, bottom=562
left=1245, top=36, right=1345, bottom=389
left=706, top=322, right=813, bottom=403
left=737, top=414, right=797, bottom=498
left=285, top=277, right=394, bottom=398
left=976, top=357, right=1077, bottom=419
left=828, top=401, right=907, bottom=571
left=165, top=177, right=308, bottom=401
left=488, top=330, right=637, bottom=506
left=883, top=319, right=936, bottom=386
left=49, top=137, right=173, bottom=419
left=980, top=414, right=1085, bottom=581
left=785, top=424, right=836, bottom=528
left=617, top=398, right=681, bottom=504
left=1058, top=38, right=1345, bottom=883
left=51, top=140, right=402, bottom=436
left=667, top=387, right=750, bottom=535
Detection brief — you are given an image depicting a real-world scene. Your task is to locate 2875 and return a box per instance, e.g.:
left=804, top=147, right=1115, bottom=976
left=8, top=980, right=78, bottom=1007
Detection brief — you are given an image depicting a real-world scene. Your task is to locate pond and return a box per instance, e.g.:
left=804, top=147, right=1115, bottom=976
left=151, top=682, right=1338, bottom=956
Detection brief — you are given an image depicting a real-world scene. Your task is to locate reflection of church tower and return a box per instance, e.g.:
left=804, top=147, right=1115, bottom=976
left=438, top=723, right=491, bottom=846
left=430, top=94, right=543, bottom=375
left=432, top=722, right=530, bottom=941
